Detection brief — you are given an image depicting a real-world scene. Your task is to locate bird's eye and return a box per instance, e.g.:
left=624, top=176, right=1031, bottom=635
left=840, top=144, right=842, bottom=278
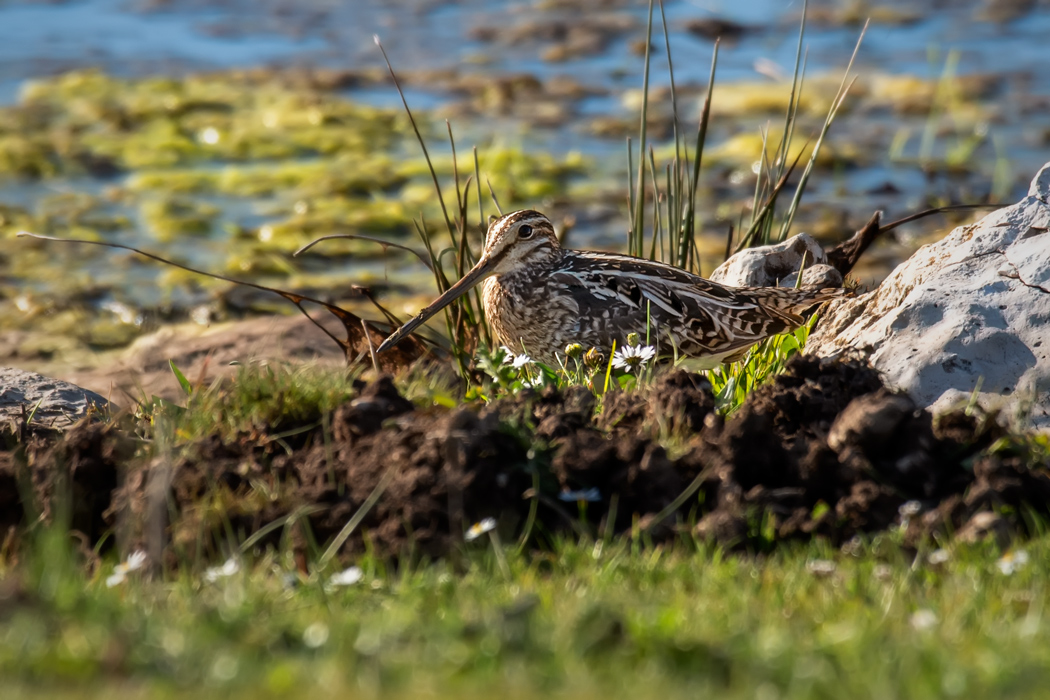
left=518, top=224, right=534, bottom=239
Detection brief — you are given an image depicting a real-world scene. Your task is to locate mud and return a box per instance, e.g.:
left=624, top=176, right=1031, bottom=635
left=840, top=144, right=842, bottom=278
left=0, top=420, right=134, bottom=544
left=2, top=355, right=1048, bottom=563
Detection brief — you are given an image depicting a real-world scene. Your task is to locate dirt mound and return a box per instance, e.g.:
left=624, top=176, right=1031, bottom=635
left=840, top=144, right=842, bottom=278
left=694, top=357, right=993, bottom=545
left=3, top=355, right=1048, bottom=562
left=0, top=420, right=134, bottom=546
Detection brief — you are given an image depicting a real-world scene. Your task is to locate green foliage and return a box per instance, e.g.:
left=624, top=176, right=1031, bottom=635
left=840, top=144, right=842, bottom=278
left=470, top=338, right=659, bottom=404
left=465, top=311, right=815, bottom=417
left=627, top=0, right=866, bottom=269
left=168, top=358, right=193, bottom=397
left=4, top=526, right=1050, bottom=699
left=138, top=362, right=362, bottom=443
left=702, top=314, right=818, bottom=414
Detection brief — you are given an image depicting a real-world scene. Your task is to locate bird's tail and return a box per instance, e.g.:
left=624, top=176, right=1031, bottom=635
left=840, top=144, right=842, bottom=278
left=754, top=286, right=850, bottom=326
left=786, top=286, right=850, bottom=315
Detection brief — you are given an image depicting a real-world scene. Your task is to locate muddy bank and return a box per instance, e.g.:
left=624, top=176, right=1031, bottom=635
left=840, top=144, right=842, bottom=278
left=3, top=355, right=1048, bottom=563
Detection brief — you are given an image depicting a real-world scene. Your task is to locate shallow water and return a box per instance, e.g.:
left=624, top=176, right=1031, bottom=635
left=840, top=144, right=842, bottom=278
left=1, top=0, right=1048, bottom=354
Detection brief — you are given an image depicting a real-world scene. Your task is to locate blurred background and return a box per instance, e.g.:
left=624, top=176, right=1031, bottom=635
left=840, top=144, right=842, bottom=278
left=1, top=0, right=1048, bottom=367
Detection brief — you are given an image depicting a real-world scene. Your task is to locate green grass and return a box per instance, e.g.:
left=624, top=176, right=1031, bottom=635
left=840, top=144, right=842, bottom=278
left=4, top=7, right=1037, bottom=700
left=145, top=361, right=363, bottom=443
left=3, top=527, right=1049, bottom=699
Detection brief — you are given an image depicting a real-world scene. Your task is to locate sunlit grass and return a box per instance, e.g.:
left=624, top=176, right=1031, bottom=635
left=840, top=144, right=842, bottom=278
left=138, top=360, right=362, bottom=443
left=703, top=314, right=817, bottom=413
left=4, top=526, right=1050, bottom=699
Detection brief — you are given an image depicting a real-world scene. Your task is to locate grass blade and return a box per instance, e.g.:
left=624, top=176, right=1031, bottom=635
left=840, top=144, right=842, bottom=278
left=373, top=36, right=457, bottom=242
left=632, top=0, right=656, bottom=258
left=294, top=233, right=434, bottom=270
left=683, top=39, right=719, bottom=270
left=319, top=463, right=398, bottom=569
left=169, top=359, right=192, bottom=397
left=777, top=20, right=868, bottom=241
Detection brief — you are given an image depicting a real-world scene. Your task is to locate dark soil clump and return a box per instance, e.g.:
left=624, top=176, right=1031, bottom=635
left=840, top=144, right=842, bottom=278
left=2, top=354, right=1048, bottom=563
left=693, top=357, right=1001, bottom=546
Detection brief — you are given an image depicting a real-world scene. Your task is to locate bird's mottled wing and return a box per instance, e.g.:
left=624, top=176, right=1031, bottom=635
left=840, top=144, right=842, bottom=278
left=553, top=252, right=807, bottom=355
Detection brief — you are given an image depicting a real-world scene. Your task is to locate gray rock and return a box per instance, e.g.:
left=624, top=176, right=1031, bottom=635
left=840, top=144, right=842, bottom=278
left=807, top=162, right=1050, bottom=429
left=710, top=232, right=841, bottom=288
left=0, top=367, right=111, bottom=430
left=781, top=263, right=844, bottom=290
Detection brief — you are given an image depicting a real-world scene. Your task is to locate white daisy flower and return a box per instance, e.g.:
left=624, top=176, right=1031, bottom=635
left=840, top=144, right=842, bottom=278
left=500, top=346, right=532, bottom=369
left=511, top=353, right=533, bottom=369
left=611, top=344, right=656, bottom=372
left=997, top=550, right=1029, bottom=576
left=910, top=609, right=938, bottom=631
left=327, top=566, right=364, bottom=587
left=124, top=550, right=148, bottom=571
left=105, top=549, right=149, bottom=588
left=204, top=557, right=240, bottom=582
left=927, top=548, right=950, bottom=566
left=898, top=500, right=922, bottom=518
left=806, top=559, right=836, bottom=578
left=465, top=517, right=497, bottom=542
left=519, top=374, right=546, bottom=389
left=302, top=621, right=329, bottom=649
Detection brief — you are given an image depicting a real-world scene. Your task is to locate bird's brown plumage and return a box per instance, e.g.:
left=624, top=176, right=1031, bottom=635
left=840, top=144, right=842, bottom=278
left=377, top=209, right=844, bottom=363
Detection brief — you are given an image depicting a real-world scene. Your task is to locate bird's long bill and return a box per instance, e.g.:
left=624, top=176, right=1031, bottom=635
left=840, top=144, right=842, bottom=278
left=376, top=257, right=496, bottom=353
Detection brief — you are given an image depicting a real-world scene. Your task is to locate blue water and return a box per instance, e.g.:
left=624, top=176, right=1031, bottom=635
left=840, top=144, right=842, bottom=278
left=1, top=1, right=1047, bottom=100
left=2, top=0, right=1049, bottom=311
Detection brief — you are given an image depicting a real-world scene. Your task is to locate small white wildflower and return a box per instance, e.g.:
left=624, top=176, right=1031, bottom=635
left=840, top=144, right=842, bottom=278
left=328, top=566, right=364, bottom=587
left=558, top=487, right=602, bottom=502
left=499, top=346, right=531, bottom=367
left=519, top=374, right=546, bottom=389
left=511, top=353, right=533, bottom=369
left=611, top=344, right=656, bottom=373
left=807, top=559, right=837, bottom=578
left=204, top=557, right=240, bottom=582
left=898, top=500, right=923, bottom=518
left=302, top=621, right=329, bottom=649
left=910, top=609, right=938, bottom=631
left=872, top=564, right=893, bottom=581
left=465, top=517, right=497, bottom=542
left=106, top=549, right=149, bottom=587
left=997, top=550, right=1029, bottom=576
left=927, top=548, right=950, bottom=566
left=125, top=550, right=147, bottom=571
left=210, top=653, right=238, bottom=681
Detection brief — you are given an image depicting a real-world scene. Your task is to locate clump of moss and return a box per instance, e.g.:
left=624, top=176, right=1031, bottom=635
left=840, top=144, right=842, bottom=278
left=142, top=197, right=219, bottom=241
left=4, top=70, right=416, bottom=175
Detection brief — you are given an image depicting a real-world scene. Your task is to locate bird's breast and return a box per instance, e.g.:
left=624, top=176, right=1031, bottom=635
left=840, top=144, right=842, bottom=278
left=483, top=274, right=579, bottom=358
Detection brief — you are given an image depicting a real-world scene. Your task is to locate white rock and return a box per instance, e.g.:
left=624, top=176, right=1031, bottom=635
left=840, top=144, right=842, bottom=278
left=807, top=163, right=1050, bottom=429
left=0, top=367, right=110, bottom=430
left=710, top=233, right=841, bottom=288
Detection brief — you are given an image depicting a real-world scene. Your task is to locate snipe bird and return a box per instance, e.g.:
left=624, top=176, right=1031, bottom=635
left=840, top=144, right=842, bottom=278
left=376, top=210, right=844, bottom=366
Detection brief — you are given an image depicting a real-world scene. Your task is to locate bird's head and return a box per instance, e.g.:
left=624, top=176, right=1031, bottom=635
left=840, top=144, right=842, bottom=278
left=478, top=209, right=560, bottom=273
left=376, top=210, right=560, bottom=353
